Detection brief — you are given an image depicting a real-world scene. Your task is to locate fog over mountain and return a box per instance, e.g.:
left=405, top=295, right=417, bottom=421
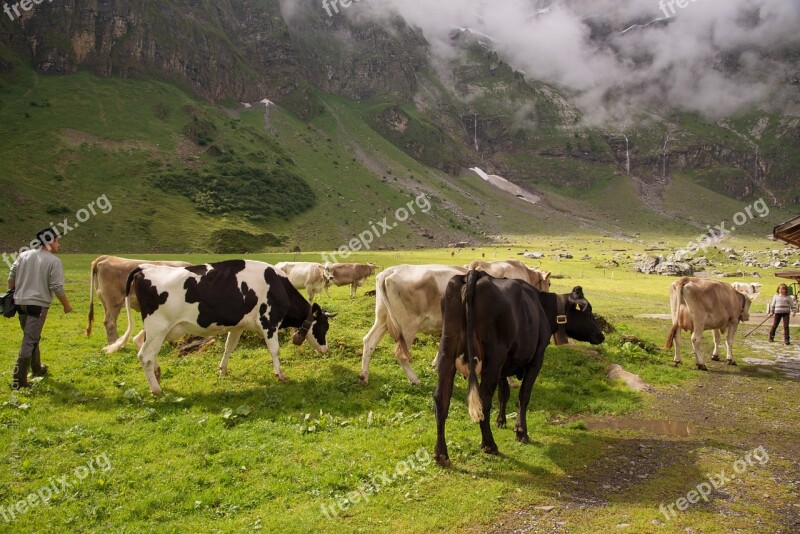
left=312, top=0, right=800, bottom=124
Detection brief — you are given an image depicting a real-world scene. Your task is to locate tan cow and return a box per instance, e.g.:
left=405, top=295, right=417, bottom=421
left=665, top=277, right=752, bottom=369
left=86, top=256, right=191, bottom=343
left=466, top=259, right=552, bottom=291
left=361, top=264, right=467, bottom=385
left=323, top=262, right=377, bottom=298
left=275, top=262, right=333, bottom=302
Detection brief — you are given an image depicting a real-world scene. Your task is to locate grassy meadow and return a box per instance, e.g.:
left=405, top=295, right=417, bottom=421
left=1, top=237, right=795, bottom=532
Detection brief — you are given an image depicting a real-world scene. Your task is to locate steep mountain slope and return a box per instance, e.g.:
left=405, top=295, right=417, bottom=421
left=0, top=0, right=797, bottom=254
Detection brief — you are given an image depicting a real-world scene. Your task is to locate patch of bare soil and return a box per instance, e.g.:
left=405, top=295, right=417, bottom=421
left=484, top=359, right=800, bottom=533
left=61, top=128, right=158, bottom=157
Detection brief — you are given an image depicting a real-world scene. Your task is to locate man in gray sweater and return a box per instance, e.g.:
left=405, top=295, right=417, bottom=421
left=7, top=228, right=73, bottom=389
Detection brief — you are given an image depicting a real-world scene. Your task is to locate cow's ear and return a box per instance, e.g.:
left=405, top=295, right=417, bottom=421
left=311, top=302, right=321, bottom=314
left=544, top=271, right=552, bottom=280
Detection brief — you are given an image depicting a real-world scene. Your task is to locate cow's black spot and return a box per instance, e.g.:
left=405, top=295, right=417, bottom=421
left=135, top=276, right=169, bottom=320
left=259, top=302, right=277, bottom=338
left=185, top=264, right=209, bottom=276
left=184, top=260, right=258, bottom=328
left=263, top=267, right=290, bottom=328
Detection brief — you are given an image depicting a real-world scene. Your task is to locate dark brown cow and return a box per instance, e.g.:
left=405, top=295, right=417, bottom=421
left=433, top=270, right=605, bottom=466
left=86, top=256, right=190, bottom=342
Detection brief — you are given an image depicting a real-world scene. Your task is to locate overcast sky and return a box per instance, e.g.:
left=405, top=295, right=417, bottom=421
left=301, top=0, right=800, bottom=124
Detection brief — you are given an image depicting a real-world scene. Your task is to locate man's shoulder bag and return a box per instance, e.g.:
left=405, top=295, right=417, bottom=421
left=1, top=289, right=16, bottom=318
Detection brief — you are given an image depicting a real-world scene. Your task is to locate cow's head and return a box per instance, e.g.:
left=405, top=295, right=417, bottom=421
left=292, top=303, right=337, bottom=353
left=319, top=265, right=335, bottom=285
left=563, top=286, right=605, bottom=345
left=531, top=270, right=551, bottom=292
left=739, top=292, right=752, bottom=322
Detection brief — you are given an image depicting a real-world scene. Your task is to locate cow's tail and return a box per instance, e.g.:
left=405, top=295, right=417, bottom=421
left=103, top=267, right=141, bottom=354
left=665, top=277, right=686, bottom=349
left=85, top=257, right=101, bottom=337
left=465, top=269, right=483, bottom=423
left=377, top=271, right=412, bottom=362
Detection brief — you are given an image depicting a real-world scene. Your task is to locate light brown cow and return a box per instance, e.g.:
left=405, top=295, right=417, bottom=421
left=361, top=264, right=467, bottom=385
left=466, top=259, right=552, bottom=291
left=323, top=262, right=377, bottom=298
left=665, top=277, right=752, bottom=369
left=275, top=261, right=333, bottom=302
left=86, top=256, right=191, bottom=343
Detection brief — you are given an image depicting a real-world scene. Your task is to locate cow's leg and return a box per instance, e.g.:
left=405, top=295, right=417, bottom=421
left=393, top=341, right=421, bottom=386
left=672, top=326, right=682, bottom=366
left=360, top=319, right=387, bottom=385
left=711, top=329, right=721, bottom=361
left=725, top=325, right=737, bottom=366
left=477, top=346, right=502, bottom=455
left=264, top=332, right=286, bottom=381
left=307, top=288, right=315, bottom=303
left=133, top=329, right=146, bottom=349
left=433, top=346, right=457, bottom=467
left=516, top=348, right=545, bottom=443
left=103, top=301, right=122, bottom=344
left=496, top=378, right=510, bottom=429
left=691, top=325, right=708, bottom=371
left=218, top=329, right=243, bottom=376
left=137, top=332, right=166, bottom=395
left=350, top=282, right=356, bottom=299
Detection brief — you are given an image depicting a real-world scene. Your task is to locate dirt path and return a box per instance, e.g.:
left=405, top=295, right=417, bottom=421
left=486, top=346, right=800, bottom=533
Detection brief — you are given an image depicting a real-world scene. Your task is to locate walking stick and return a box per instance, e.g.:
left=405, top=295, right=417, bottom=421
left=743, top=315, right=772, bottom=338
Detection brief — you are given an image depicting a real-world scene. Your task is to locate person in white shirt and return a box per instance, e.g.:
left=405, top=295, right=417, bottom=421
left=768, top=283, right=796, bottom=345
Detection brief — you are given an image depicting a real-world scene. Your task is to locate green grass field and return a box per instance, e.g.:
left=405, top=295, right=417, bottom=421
left=1, top=238, right=795, bottom=532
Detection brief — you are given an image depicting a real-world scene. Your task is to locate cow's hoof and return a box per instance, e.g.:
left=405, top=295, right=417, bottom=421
left=276, top=372, right=287, bottom=382
left=727, top=359, right=737, bottom=366
left=496, top=418, right=506, bottom=429
left=516, top=433, right=530, bottom=443
left=696, top=363, right=708, bottom=371
left=150, top=388, right=163, bottom=396
left=481, top=444, right=499, bottom=455
left=711, top=354, right=721, bottom=361
left=358, top=374, right=369, bottom=385
left=410, top=379, right=421, bottom=386
left=673, top=361, right=682, bottom=367
left=218, top=368, right=228, bottom=377
left=435, top=454, right=451, bottom=468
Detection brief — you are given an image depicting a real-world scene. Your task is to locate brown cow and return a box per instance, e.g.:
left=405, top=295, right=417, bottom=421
left=86, top=256, right=191, bottom=343
left=665, top=277, right=752, bottom=369
left=466, top=259, right=551, bottom=291
left=324, top=262, right=377, bottom=298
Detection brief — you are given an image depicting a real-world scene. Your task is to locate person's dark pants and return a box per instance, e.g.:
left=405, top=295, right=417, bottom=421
left=769, top=312, right=790, bottom=343
left=12, top=305, right=48, bottom=388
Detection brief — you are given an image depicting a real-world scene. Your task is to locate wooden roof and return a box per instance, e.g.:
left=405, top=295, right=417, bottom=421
left=773, top=215, right=800, bottom=247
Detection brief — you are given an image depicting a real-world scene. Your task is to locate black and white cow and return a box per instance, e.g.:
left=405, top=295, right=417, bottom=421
left=433, top=270, right=605, bottom=466
left=103, top=260, right=336, bottom=394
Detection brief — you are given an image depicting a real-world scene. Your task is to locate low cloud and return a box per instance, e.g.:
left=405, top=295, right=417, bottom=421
left=317, top=0, right=800, bottom=123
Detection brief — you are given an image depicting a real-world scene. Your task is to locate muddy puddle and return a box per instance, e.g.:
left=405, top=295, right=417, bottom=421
left=585, top=417, right=695, bottom=437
